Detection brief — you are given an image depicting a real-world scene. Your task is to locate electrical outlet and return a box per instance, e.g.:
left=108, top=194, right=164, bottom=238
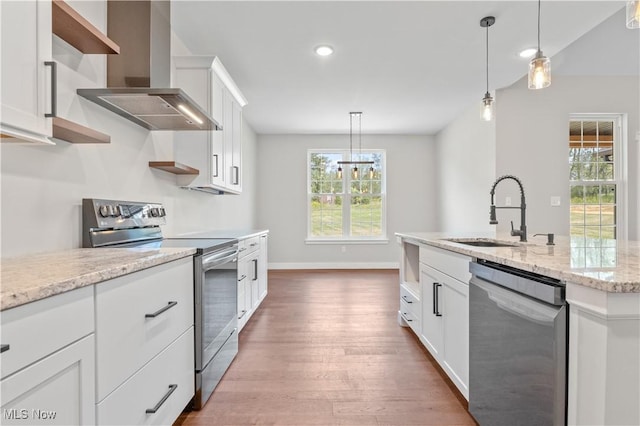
left=341, top=246, right=346, bottom=253
left=505, top=196, right=512, bottom=206
left=551, top=196, right=561, bottom=207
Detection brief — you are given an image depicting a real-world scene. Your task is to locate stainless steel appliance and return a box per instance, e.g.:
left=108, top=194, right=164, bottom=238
left=469, top=259, right=568, bottom=426
left=82, top=198, right=238, bottom=410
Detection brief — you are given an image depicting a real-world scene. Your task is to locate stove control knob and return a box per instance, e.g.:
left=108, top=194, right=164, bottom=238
left=159, top=207, right=166, bottom=217
left=99, top=205, right=110, bottom=217
left=150, top=207, right=159, bottom=217
left=107, top=205, right=117, bottom=217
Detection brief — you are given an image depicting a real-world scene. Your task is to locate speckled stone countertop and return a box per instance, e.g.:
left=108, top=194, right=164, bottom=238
left=0, top=247, right=196, bottom=311
left=396, top=232, right=640, bottom=293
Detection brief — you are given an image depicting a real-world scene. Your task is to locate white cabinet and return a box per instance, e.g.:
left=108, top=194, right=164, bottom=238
left=0, top=286, right=95, bottom=425
left=258, top=234, right=269, bottom=302
left=398, top=240, right=470, bottom=400
left=237, top=233, right=269, bottom=331
left=173, top=56, right=247, bottom=194
left=94, top=257, right=194, bottom=425
left=0, top=0, right=54, bottom=144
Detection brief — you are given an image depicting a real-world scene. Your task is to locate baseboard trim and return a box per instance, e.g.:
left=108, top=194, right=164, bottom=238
left=269, top=262, right=399, bottom=270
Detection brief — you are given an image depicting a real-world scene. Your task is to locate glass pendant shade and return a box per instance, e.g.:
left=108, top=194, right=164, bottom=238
left=627, top=1, right=640, bottom=29
left=528, top=51, right=551, bottom=89
left=369, top=167, right=374, bottom=179
left=337, top=167, right=343, bottom=179
left=352, top=167, right=359, bottom=179
left=482, top=92, right=493, bottom=122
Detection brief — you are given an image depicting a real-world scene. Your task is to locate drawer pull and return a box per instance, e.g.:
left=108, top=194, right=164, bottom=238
left=403, top=313, right=413, bottom=322
left=238, top=274, right=246, bottom=282
left=145, top=301, right=178, bottom=318
left=249, top=242, right=258, bottom=247
left=239, top=309, right=247, bottom=319
left=145, top=384, right=177, bottom=414
left=402, top=295, right=413, bottom=303
left=0, top=344, right=9, bottom=353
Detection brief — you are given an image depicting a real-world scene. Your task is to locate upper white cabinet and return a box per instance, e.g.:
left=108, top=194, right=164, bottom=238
left=0, top=0, right=55, bottom=144
left=173, top=56, right=247, bottom=194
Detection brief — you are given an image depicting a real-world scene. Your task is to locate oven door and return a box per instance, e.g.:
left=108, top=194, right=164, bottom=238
left=194, top=245, right=238, bottom=371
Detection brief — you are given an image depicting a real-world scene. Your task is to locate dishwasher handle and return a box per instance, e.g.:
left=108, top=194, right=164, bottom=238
left=469, top=261, right=565, bottom=306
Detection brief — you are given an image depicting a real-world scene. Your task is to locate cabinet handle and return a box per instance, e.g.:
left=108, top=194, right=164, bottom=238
left=403, top=313, right=413, bottom=322
left=0, top=344, right=9, bottom=353
left=44, top=61, right=57, bottom=118
left=232, top=166, right=239, bottom=185
left=435, top=283, right=443, bottom=317
left=253, top=259, right=258, bottom=281
left=238, top=274, right=246, bottom=282
left=239, top=309, right=247, bottom=319
left=238, top=247, right=247, bottom=253
left=212, top=154, right=219, bottom=177
left=145, top=384, right=177, bottom=414
left=402, top=295, right=412, bottom=304
left=145, top=301, right=178, bottom=318
left=432, top=283, right=437, bottom=315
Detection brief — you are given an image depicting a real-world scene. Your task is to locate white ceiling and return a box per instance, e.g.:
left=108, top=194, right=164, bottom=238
left=171, top=1, right=626, bottom=135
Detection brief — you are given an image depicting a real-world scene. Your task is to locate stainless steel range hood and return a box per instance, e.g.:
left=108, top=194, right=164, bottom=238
left=77, top=1, right=220, bottom=131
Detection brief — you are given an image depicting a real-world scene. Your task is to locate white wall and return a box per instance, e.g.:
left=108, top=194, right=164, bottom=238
left=256, top=134, right=437, bottom=268
left=435, top=101, right=496, bottom=234
left=495, top=75, right=638, bottom=240
left=0, top=1, right=258, bottom=258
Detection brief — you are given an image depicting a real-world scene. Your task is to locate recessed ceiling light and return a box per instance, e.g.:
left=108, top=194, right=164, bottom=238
left=315, top=45, right=334, bottom=56
left=519, top=48, right=537, bottom=59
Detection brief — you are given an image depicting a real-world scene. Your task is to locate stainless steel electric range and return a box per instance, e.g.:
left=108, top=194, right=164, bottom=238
left=82, top=198, right=238, bottom=410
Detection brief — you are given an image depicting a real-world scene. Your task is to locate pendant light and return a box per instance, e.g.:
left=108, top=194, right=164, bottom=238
left=528, top=0, right=551, bottom=89
left=480, top=16, right=495, bottom=121
left=627, top=1, right=640, bottom=29
left=337, top=112, right=374, bottom=179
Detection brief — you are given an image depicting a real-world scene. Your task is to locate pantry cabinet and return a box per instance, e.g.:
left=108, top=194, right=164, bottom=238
left=173, top=56, right=247, bottom=194
left=0, top=0, right=54, bottom=144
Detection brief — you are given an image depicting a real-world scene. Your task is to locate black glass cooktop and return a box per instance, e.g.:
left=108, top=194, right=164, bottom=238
left=120, top=238, right=237, bottom=255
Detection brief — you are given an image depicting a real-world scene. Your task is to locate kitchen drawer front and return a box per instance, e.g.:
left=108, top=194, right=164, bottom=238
left=238, top=236, right=259, bottom=258
left=95, top=258, right=193, bottom=401
left=97, top=328, right=195, bottom=426
left=400, top=302, right=420, bottom=334
left=420, top=245, right=471, bottom=284
left=1, top=286, right=93, bottom=379
left=400, top=284, right=420, bottom=308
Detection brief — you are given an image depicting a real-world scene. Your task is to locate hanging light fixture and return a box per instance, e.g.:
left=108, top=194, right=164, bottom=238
left=627, top=1, right=640, bottom=29
left=528, top=0, right=551, bottom=89
left=337, top=112, right=374, bottom=179
left=480, top=16, right=495, bottom=121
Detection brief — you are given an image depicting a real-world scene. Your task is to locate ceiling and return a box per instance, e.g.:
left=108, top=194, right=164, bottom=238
left=171, top=1, right=625, bottom=135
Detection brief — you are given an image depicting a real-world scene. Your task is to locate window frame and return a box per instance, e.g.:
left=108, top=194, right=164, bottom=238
left=568, top=113, right=628, bottom=244
left=306, top=149, right=388, bottom=243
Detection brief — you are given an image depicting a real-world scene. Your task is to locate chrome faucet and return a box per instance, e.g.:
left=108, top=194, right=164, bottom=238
left=489, top=175, right=527, bottom=242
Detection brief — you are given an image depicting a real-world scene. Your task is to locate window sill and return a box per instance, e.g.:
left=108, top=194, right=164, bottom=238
left=305, top=238, right=389, bottom=245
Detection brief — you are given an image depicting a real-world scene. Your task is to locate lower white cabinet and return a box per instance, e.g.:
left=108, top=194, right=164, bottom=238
left=398, top=241, right=470, bottom=400
left=0, top=335, right=95, bottom=426
left=0, top=286, right=95, bottom=425
left=96, top=329, right=194, bottom=426
left=237, top=233, right=269, bottom=331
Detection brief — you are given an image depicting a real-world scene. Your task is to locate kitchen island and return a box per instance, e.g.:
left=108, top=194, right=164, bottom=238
left=396, top=232, right=640, bottom=426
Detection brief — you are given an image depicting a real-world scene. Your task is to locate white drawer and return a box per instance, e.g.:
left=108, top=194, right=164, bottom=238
left=420, top=245, right=472, bottom=284
left=400, top=303, right=420, bottom=334
left=95, top=258, right=193, bottom=401
left=1, top=286, right=94, bottom=379
left=400, top=284, right=420, bottom=317
left=238, top=236, right=259, bottom=258
left=97, top=328, right=195, bottom=426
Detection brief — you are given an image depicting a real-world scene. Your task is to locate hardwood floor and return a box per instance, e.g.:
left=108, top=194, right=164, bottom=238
left=175, top=269, right=475, bottom=426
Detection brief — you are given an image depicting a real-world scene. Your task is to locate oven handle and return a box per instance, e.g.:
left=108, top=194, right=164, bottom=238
left=202, top=248, right=238, bottom=270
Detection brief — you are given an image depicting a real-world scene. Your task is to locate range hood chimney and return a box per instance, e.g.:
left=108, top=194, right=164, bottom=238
left=77, top=0, right=220, bottom=131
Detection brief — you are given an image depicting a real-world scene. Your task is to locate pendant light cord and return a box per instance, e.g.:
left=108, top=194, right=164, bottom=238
left=537, top=0, right=541, bottom=51
left=349, top=113, right=353, bottom=161
left=485, top=24, right=489, bottom=93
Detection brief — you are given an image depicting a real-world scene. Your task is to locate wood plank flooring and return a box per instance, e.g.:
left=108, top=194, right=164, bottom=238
left=175, top=269, right=475, bottom=426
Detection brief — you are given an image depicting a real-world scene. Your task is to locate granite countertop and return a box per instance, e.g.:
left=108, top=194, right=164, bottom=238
left=396, top=232, right=640, bottom=293
left=0, top=247, right=196, bottom=311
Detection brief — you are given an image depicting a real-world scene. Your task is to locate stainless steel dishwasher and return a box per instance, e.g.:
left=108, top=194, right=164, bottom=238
left=469, top=259, right=568, bottom=426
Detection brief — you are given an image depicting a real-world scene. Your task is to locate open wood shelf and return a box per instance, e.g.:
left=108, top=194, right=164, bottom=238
left=52, top=0, right=120, bottom=54
left=149, top=162, right=200, bottom=176
left=52, top=117, right=111, bottom=144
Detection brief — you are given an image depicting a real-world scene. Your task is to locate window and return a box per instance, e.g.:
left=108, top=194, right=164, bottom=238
left=569, top=114, right=626, bottom=266
left=307, top=150, right=386, bottom=241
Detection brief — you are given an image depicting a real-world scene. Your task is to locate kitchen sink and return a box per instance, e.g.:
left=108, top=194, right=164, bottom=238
left=443, top=238, right=519, bottom=248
